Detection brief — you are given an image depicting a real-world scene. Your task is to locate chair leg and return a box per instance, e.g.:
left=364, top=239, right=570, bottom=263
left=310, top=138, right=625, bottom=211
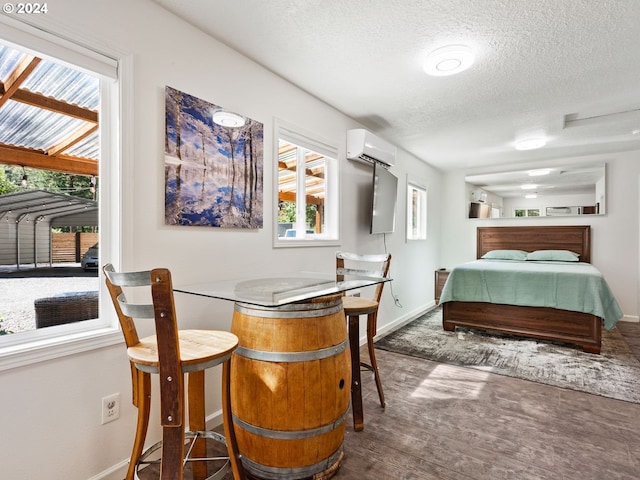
left=348, top=314, right=364, bottom=431
left=188, top=370, right=206, bottom=430
left=223, top=357, right=246, bottom=479
left=366, top=312, right=385, bottom=408
left=188, top=370, right=207, bottom=480
left=126, top=370, right=151, bottom=480
left=160, top=425, right=185, bottom=480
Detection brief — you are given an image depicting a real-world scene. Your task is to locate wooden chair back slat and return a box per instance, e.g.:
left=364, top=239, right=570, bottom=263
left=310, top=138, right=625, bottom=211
left=149, top=268, right=184, bottom=430
left=149, top=268, right=184, bottom=431
left=337, top=252, right=389, bottom=263
left=103, top=263, right=141, bottom=348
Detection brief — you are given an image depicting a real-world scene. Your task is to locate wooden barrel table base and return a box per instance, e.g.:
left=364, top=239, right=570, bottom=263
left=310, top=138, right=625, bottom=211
left=231, top=294, right=351, bottom=480
left=240, top=447, right=344, bottom=480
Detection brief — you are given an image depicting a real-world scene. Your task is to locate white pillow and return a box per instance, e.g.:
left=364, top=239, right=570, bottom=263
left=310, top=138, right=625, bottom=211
left=526, top=250, right=580, bottom=262
left=481, top=250, right=528, bottom=261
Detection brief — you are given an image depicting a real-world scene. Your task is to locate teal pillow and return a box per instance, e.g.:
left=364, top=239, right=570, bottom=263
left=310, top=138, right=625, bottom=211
left=481, top=249, right=528, bottom=261
left=527, top=250, right=580, bottom=262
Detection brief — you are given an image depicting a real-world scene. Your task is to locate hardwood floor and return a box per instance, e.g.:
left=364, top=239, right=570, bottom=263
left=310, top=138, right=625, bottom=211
left=335, top=344, right=640, bottom=479
left=617, top=321, right=640, bottom=357
left=144, top=322, right=640, bottom=480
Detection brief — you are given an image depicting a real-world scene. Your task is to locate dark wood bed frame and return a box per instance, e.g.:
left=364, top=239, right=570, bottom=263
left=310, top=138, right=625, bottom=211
left=442, top=225, right=602, bottom=353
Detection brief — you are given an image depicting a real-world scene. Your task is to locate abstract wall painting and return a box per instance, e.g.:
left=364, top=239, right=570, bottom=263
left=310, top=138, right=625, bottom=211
left=165, top=86, right=263, bottom=228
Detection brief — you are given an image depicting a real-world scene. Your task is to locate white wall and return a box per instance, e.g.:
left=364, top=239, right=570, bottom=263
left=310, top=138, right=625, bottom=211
left=441, top=150, right=640, bottom=319
left=0, top=1, right=442, bottom=478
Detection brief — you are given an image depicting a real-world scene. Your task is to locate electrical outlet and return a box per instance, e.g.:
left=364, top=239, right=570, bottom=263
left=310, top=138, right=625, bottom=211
left=101, top=393, right=120, bottom=424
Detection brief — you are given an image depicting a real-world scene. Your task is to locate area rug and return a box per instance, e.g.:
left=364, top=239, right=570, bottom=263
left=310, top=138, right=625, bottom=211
left=375, top=306, right=640, bottom=403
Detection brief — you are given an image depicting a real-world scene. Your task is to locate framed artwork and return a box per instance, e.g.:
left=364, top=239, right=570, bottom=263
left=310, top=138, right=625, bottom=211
left=165, top=86, right=263, bottom=228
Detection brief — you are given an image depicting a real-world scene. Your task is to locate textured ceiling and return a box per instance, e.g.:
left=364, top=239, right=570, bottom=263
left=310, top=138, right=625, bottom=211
left=153, top=0, right=640, bottom=171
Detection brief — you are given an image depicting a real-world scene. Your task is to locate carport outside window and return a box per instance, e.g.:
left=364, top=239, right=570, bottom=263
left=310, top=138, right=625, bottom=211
left=0, top=39, right=106, bottom=343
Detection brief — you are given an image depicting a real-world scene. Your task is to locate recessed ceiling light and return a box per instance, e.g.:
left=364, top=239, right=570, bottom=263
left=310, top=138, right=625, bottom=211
left=423, top=45, right=475, bottom=76
left=212, top=109, right=246, bottom=128
left=515, top=138, right=546, bottom=150
left=632, top=129, right=640, bottom=135
left=525, top=193, right=538, bottom=199
left=521, top=184, right=537, bottom=190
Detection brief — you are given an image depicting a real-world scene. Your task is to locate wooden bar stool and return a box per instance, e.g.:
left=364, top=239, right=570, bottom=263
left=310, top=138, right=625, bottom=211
left=336, top=252, right=391, bottom=432
left=103, top=264, right=244, bottom=480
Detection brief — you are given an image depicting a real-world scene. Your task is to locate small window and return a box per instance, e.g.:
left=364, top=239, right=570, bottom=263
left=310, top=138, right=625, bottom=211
left=407, top=181, right=427, bottom=240
left=274, top=120, right=339, bottom=247
left=514, top=208, right=540, bottom=217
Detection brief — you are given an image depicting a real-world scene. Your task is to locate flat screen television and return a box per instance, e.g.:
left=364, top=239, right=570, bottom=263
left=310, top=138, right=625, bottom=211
left=370, top=162, right=398, bottom=234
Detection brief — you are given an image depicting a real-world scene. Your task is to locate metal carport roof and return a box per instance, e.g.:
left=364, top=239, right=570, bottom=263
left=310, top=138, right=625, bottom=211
left=0, top=43, right=99, bottom=176
left=0, top=189, right=97, bottom=227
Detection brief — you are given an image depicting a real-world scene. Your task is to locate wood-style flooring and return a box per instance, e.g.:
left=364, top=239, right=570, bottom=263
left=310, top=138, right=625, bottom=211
left=145, top=322, right=640, bottom=480
left=334, top=327, right=640, bottom=479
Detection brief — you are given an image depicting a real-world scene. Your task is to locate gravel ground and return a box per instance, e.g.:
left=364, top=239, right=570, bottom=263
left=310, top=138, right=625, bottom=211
left=0, top=266, right=99, bottom=333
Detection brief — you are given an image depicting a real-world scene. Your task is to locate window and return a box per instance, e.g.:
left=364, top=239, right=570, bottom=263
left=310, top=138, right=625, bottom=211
left=274, top=120, right=339, bottom=247
left=407, top=181, right=427, bottom=240
left=514, top=208, right=540, bottom=217
left=0, top=17, right=123, bottom=370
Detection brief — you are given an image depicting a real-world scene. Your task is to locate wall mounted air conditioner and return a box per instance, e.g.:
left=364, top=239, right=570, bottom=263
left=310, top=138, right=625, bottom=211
left=470, top=188, right=488, bottom=203
left=346, top=128, right=397, bottom=167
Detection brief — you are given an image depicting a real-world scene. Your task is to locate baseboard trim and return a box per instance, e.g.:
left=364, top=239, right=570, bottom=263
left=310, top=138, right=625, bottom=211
left=87, top=460, right=128, bottom=480
left=371, top=301, right=435, bottom=344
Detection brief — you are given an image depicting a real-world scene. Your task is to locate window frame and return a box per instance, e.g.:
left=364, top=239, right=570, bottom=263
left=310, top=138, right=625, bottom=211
left=406, top=179, right=427, bottom=241
left=0, top=16, right=125, bottom=371
left=514, top=207, right=541, bottom=217
left=273, top=119, right=340, bottom=248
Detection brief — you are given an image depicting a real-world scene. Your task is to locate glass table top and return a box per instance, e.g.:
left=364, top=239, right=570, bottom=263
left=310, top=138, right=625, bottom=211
left=174, top=271, right=391, bottom=307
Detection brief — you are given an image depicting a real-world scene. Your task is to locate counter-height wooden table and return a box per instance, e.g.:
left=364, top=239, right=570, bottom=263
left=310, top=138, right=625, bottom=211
left=175, top=273, right=390, bottom=480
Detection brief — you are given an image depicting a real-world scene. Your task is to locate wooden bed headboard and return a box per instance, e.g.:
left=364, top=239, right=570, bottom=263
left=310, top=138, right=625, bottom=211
left=477, top=225, right=591, bottom=263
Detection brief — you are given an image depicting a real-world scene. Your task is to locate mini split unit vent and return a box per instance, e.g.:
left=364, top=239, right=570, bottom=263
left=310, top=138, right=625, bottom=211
left=563, top=108, right=640, bottom=129
left=346, top=129, right=397, bottom=167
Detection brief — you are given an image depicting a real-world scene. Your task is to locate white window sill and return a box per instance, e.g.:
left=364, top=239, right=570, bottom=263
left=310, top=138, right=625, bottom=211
left=0, top=327, right=122, bottom=371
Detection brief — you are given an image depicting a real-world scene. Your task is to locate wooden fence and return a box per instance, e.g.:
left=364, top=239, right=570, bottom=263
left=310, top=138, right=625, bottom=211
left=51, top=232, right=98, bottom=263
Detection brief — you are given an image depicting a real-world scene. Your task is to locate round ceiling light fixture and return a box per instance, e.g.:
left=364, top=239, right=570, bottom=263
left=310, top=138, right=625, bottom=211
left=515, top=137, right=547, bottom=151
left=423, top=44, right=475, bottom=76
left=528, top=168, right=551, bottom=176
left=212, top=109, right=246, bottom=128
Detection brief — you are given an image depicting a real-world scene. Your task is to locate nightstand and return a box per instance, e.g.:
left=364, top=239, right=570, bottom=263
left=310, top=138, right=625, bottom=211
left=434, top=269, right=450, bottom=304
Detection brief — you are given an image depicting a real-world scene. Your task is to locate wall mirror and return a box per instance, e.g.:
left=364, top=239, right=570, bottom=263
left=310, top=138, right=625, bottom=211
left=465, top=163, right=606, bottom=219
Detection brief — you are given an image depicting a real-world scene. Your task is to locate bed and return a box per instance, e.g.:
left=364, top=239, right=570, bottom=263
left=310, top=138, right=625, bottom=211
left=440, top=225, right=622, bottom=353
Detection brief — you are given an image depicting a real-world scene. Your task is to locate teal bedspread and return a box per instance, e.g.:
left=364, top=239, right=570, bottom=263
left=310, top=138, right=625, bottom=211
left=440, top=260, right=623, bottom=329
